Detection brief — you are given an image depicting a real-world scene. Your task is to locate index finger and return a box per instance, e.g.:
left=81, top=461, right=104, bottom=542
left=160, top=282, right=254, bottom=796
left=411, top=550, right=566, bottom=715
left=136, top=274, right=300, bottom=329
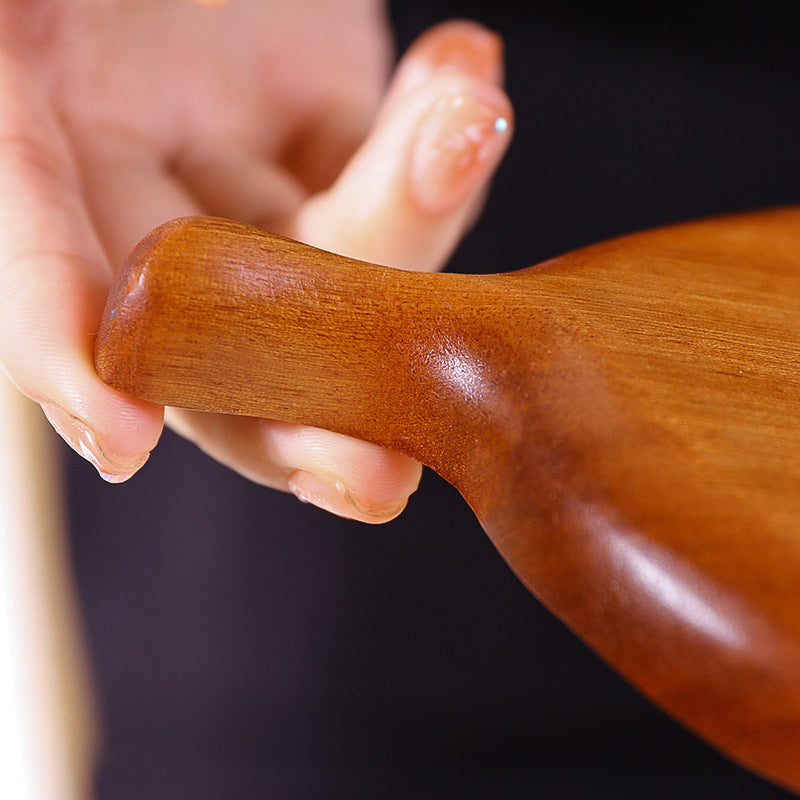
left=0, top=51, right=162, bottom=479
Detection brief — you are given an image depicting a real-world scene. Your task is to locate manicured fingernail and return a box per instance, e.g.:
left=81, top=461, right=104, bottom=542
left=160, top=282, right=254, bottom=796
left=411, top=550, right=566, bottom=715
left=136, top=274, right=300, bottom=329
left=41, top=402, right=149, bottom=483
left=287, top=470, right=407, bottom=524
left=411, top=87, right=512, bottom=214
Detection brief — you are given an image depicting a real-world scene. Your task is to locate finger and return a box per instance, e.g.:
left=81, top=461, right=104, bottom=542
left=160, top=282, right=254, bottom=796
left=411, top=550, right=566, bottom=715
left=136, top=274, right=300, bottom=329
left=166, top=412, right=420, bottom=522
left=291, top=29, right=513, bottom=270
left=164, top=22, right=512, bottom=522
left=169, top=19, right=512, bottom=266
left=0, top=53, right=162, bottom=481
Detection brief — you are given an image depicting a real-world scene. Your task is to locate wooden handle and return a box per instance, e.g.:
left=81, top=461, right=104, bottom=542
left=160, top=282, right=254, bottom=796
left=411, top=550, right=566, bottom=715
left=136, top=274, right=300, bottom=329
left=94, top=216, right=559, bottom=482
left=95, top=212, right=800, bottom=794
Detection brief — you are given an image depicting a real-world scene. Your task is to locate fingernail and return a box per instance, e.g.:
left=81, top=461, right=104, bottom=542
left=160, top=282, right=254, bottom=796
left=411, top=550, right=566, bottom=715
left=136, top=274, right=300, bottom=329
left=411, top=87, right=512, bottom=214
left=41, top=402, right=149, bottom=483
left=287, top=470, right=407, bottom=524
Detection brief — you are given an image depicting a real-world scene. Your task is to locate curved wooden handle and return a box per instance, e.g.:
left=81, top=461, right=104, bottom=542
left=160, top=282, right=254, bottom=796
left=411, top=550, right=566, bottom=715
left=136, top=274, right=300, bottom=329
left=95, top=213, right=800, bottom=794
left=94, top=216, right=560, bottom=481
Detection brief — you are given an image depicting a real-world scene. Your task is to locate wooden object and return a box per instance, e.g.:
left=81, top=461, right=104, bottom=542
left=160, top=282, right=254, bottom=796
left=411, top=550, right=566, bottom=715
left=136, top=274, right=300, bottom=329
left=0, top=374, right=96, bottom=800
left=95, top=210, right=800, bottom=793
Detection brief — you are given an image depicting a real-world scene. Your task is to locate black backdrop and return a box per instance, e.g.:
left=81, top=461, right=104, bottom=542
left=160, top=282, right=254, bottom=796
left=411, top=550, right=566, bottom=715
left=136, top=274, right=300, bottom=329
left=67, top=2, right=800, bottom=797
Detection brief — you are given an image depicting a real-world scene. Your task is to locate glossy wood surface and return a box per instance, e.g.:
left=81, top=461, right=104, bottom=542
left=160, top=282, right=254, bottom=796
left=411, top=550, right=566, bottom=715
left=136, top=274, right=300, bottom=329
left=95, top=210, right=800, bottom=793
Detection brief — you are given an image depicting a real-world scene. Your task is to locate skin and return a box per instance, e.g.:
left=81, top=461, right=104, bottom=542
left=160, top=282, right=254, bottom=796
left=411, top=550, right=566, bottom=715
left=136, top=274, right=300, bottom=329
left=0, top=0, right=512, bottom=522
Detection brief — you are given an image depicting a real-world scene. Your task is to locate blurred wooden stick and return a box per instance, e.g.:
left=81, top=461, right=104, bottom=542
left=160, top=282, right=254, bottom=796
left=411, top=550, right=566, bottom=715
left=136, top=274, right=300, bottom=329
left=0, top=373, right=96, bottom=800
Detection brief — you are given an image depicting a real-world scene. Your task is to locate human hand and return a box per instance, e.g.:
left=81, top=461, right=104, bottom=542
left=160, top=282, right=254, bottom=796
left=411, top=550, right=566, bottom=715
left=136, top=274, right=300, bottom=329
left=0, top=0, right=512, bottom=522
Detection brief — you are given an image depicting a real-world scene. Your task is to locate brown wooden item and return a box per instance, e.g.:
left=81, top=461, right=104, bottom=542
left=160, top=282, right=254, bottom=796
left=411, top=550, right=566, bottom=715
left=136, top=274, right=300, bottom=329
left=95, top=210, right=800, bottom=793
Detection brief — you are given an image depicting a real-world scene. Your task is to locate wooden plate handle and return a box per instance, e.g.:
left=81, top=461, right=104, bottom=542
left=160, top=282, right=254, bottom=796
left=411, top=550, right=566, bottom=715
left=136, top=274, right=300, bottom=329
left=94, top=215, right=534, bottom=478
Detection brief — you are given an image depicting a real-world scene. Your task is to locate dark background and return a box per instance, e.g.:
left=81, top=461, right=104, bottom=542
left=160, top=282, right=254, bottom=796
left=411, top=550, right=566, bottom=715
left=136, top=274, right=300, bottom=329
left=66, top=2, right=800, bottom=797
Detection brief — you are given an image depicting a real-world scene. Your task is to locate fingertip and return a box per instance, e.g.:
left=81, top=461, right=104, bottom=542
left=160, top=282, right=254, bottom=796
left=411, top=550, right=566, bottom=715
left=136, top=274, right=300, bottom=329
left=262, top=422, right=422, bottom=523
left=287, top=442, right=422, bottom=524
left=288, top=468, right=412, bottom=525
left=390, top=20, right=505, bottom=103
left=40, top=388, right=163, bottom=483
left=415, top=19, right=504, bottom=83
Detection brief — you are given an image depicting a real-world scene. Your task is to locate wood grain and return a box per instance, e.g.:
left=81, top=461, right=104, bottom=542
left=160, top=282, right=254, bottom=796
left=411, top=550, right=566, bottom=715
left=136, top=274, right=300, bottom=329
left=95, top=209, right=800, bottom=793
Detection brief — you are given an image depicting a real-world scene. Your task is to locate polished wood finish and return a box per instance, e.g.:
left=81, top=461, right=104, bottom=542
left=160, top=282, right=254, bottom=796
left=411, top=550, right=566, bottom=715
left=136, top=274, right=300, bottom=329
left=95, top=210, right=800, bottom=793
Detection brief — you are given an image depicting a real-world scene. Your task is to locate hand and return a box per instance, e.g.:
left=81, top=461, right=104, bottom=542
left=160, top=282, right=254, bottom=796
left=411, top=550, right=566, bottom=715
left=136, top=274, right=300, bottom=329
left=0, top=0, right=512, bottom=522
